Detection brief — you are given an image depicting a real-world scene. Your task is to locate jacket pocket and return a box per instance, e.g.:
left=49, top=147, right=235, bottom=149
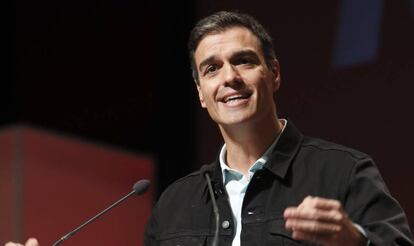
left=158, top=235, right=207, bottom=246
left=268, top=218, right=302, bottom=245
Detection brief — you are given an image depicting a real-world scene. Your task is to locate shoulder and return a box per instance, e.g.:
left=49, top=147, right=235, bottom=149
left=155, top=165, right=210, bottom=209
left=292, top=136, right=376, bottom=186
left=285, top=136, right=378, bottom=201
left=300, top=136, right=371, bottom=163
left=163, top=168, right=204, bottom=193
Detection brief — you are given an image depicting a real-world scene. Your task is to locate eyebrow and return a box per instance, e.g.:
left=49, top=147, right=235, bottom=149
left=231, top=50, right=260, bottom=62
left=198, top=56, right=217, bottom=72
left=198, top=49, right=260, bottom=72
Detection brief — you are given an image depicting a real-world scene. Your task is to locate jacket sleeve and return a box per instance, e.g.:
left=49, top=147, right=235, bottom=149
left=344, top=157, right=413, bottom=245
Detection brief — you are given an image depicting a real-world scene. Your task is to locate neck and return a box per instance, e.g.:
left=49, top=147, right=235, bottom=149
left=219, top=116, right=283, bottom=176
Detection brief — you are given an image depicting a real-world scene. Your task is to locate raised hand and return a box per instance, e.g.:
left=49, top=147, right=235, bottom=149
left=284, top=196, right=366, bottom=246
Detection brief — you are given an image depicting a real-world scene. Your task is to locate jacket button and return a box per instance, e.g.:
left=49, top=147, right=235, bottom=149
left=222, top=220, right=230, bottom=229
left=214, top=188, right=223, bottom=195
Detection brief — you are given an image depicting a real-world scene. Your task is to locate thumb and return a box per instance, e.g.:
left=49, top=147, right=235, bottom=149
left=25, top=238, right=39, bottom=246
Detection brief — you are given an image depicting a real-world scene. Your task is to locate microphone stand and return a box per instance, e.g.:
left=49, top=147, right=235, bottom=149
left=52, top=190, right=136, bottom=246
left=205, top=173, right=219, bottom=246
left=52, top=179, right=150, bottom=246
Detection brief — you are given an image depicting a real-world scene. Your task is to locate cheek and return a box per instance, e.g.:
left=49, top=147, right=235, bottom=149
left=198, top=86, right=215, bottom=106
left=242, top=69, right=266, bottom=84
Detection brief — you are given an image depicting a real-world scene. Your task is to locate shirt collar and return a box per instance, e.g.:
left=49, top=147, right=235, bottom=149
left=219, top=119, right=288, bottom=183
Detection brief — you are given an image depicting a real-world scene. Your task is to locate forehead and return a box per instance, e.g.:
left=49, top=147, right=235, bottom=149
left=194, top=27, right=262, bottom=66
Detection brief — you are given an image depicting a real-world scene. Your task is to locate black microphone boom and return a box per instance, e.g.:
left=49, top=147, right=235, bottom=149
left=201, top=165, right=219, bottom=246
left=52, top=179, right=150, bottom=246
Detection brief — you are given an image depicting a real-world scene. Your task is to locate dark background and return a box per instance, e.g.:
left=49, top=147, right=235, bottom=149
left=3, top=0, right=414, bottom=228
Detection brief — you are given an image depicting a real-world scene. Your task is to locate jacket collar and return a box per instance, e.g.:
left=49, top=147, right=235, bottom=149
left=264, top=120, right=303, bottom=180
left=205, top=119, right=303, bottom=183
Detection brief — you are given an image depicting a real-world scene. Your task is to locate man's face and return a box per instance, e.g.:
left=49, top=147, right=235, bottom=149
left=194, top=26, right=280, bottom=127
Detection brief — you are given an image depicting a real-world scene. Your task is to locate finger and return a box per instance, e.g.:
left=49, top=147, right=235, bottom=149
left=284, top=207, right=344, bottom=223
left=285, top=218, right=341, bottom=235
left=297, top=196, right=313, bottom=209
left=4, top=242, right=23, bottom=246
left=25, top=238, right=39, bottom=246
left=300, top=196, right=343, bottom=211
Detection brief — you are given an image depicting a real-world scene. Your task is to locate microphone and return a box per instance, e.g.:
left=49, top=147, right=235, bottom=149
left=52, top=179, right=150, bottom=246
left=201, top=165, right=219, bottom=246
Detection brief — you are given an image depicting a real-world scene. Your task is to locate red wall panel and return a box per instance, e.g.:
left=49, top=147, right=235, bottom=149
left=0, top=125, right=155, bottom=245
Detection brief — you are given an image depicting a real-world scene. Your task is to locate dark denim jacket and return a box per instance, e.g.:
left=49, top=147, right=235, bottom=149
left=144, top=122, right=413, bottom=246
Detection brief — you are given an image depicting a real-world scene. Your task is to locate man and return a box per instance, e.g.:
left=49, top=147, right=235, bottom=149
left=143, top=11, right=413, bottom=246
left=5, top=11, right=413, bottom=246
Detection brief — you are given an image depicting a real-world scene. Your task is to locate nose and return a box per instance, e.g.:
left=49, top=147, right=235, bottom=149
left=222, top=63, right=242, bottom=87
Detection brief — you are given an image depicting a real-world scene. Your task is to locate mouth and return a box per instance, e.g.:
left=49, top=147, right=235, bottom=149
left=221, top=92, right=252, bottom=105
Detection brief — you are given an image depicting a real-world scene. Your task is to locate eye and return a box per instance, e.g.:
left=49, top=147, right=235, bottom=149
left=236, top=56, right=256, bottom=66
left=239, top=58, right=251, bottom=64
left=205, top=64, right=218, bottom=74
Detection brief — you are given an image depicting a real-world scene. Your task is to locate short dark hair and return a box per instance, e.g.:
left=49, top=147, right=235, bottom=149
left=188, top=11, right=276, bottom=84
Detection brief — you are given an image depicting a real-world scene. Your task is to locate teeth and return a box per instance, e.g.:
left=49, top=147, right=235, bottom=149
left=228, top=96, right=242, bottom=101
left=224, top=94, right=249, bottom=103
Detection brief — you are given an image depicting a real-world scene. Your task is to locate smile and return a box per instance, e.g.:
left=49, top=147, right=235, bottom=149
left=221, top=93, right=252, bottom=106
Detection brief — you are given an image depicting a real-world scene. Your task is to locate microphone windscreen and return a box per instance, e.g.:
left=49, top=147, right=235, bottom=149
left=132, top=179, right=150, bottom=195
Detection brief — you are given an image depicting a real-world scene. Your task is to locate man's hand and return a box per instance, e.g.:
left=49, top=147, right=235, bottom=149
left=284, top=196, right=366, bottom=246
left=4, top=238, right=39, bottom=246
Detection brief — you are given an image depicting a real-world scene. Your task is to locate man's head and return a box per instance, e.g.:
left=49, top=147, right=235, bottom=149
left=188, top=11, right=276, bottom=84
left=190, top=12, right=281, bottom=128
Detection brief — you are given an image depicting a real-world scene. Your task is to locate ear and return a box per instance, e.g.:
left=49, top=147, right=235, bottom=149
left=270, top=59, right=281, bottom=92
left=196, top=85, right=207, bottom=108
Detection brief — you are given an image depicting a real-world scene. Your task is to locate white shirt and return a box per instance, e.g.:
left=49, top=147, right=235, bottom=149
left=219, top=119, right=287, bottom=246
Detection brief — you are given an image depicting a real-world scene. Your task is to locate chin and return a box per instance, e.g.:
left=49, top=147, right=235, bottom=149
left=219, top=113, right=256, bottom=126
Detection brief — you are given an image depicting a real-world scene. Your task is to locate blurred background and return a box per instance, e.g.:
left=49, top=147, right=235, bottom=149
left=2, top=0, right=414, bottom=244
